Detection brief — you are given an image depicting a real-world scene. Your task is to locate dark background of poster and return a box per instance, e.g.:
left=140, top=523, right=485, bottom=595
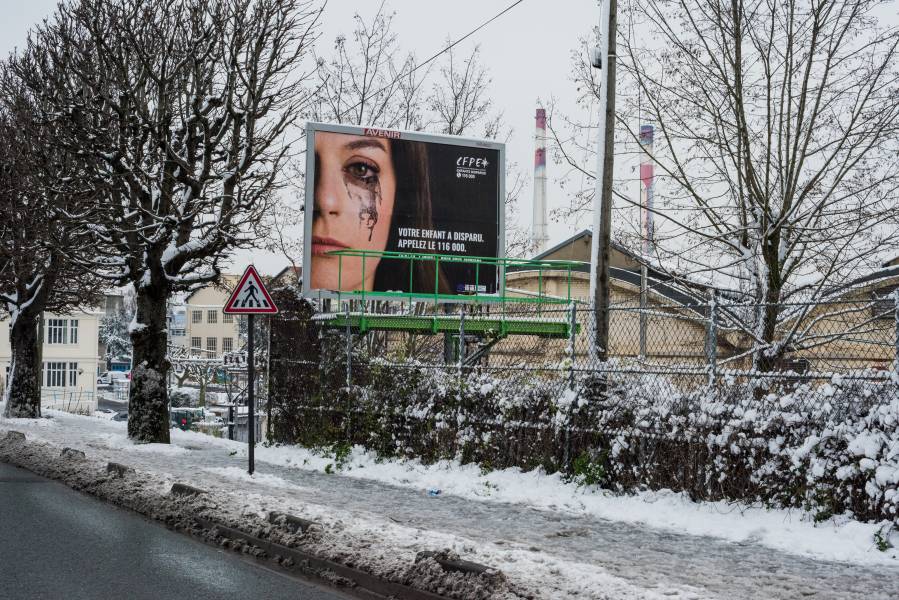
left=389, top=140, right=501, bottom=294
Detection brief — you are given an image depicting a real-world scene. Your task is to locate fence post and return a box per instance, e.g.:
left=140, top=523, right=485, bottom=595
left=458, top=310, right=466, bottom=369
left=345, top=303, right=352, bottom=388
left=568, top=302, right=577, bottom=390
left=706, top=292, right=718, bottom=388
left=639, top=264, right=648, bottom=359
left=894, top=290, right=899, bottom=377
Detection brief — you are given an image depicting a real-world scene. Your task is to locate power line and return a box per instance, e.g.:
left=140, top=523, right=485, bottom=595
left=335, top=0, right=527, bottom=122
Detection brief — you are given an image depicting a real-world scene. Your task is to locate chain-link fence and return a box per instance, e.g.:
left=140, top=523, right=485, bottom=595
left=266, top=289, right=899, bottom=521
left=275, top=294, right=897, bottom=394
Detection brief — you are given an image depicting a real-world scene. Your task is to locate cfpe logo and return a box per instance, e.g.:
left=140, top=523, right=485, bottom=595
left=456, top=156, right=489, bottom=180
left=457, top=156, right=489, bottom=168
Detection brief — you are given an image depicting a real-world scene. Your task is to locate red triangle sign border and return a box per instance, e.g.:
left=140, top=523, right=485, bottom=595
left=223, top=265, right=279, bottom=314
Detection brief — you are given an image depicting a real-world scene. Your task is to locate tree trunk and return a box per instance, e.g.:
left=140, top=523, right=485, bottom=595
left=3, top=312, right=42, bottom=418
left=753, top=258, right=783, bottom=373
left=128, top=283, right=170, bottom=443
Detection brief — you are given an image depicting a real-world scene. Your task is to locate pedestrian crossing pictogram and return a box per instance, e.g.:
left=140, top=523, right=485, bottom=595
left=223, top=265, right=279, bottom=314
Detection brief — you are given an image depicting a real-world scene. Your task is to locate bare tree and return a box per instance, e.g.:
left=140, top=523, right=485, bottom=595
left=556, top=0, right=899, bottom=370
left=428, top=44, right=503, bottom=139
left=0, top=63, right=100, bottom=418
left=274, top=6, right=531, bottom=277
left=270, top=4, right=427, bottom=272
left=425, top=44, right=537, bottom=259
left=312, top=4, right=425, bottom=128
left=17, top=0, right=321, bottom=441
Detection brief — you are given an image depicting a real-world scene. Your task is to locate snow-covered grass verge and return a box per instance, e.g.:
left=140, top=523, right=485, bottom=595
left=271, top=356, right=899, bottom=535
left=201, top=436, right=899, bottom=567
left=1, top=408, right=708, bottom=600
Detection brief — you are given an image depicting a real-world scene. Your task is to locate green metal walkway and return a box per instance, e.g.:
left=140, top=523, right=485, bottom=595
left=313, top=311, right=578, bottom=338
left=311, top=249, right=584, bottom=339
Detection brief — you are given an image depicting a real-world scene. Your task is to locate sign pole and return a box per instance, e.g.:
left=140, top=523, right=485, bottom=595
left=247, top=313, right=255, bottom=475
left=222, top=264, right=277, bottom=476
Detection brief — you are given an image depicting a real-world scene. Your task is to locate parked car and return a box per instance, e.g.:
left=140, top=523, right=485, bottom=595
left=97, top=371, right=129, bottom=385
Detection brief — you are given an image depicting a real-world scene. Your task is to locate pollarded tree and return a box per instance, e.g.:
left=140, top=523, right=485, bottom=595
left=17, top=0, right=321, bottom=441
left=0, top=63, right=101, bottom=418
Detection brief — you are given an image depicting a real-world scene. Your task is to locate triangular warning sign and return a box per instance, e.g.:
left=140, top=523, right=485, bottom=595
left=223, top=265, right=279, bottom=314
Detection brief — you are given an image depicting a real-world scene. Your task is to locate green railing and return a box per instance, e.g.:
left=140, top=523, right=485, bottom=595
left=326, top=248, right=585, bottom=308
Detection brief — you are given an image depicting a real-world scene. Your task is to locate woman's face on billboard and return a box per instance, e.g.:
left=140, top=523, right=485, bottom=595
left=311, top=132, right=397, bottom=291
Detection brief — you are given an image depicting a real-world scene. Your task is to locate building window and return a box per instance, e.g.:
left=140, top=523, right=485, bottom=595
left=223, top=313, right=233, bottom=324
left=222, top=337, right=233, bottom=353
left=206, top=337, right=217, bottom=355
left=47, top=319, right=67, bottom=344
left=69, top=362, right=78, bottom=387
left=192, top=310, right=202, bottom=324
left=46, top=362, right=66, bottom=387
left=207, top=310, right=218, bottom=324
left=190, top=337, right=202, bottom=354
left=69, top=320, right=78, bottom=345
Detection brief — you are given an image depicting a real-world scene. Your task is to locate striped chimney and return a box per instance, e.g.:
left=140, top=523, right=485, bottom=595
left=532, top=108, right=549, bottom=253
left=639, top=124, right=655, bottom=258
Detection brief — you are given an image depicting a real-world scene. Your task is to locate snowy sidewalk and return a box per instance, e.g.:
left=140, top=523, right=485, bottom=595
left=2, top=409, right=899, bottom=600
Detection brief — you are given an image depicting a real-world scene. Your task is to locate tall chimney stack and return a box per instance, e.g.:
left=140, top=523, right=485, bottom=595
left=532, top=108, right=549, bottom=253
left=639, top=124, right=655, bottom=258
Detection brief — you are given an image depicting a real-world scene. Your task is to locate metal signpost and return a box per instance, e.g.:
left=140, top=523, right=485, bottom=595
left=223, top=265, right=278, bottom=474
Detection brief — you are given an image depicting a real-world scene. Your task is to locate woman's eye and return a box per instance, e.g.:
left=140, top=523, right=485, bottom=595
left=345, top=162, right=379, bottom=181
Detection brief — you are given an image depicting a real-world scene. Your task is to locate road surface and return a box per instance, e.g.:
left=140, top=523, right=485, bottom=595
left=0, top=462, right=350, bottom=600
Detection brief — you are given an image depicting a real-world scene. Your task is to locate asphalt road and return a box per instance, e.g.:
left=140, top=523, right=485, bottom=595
left=0, top=462, right=350, bottom=600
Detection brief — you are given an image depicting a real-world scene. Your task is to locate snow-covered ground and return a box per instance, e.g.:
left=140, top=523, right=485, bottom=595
left=2, top=407, right=898, bottom=600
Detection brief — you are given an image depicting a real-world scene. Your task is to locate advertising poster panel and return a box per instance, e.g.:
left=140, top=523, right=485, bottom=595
left=303, top=122, right=505, bottom=298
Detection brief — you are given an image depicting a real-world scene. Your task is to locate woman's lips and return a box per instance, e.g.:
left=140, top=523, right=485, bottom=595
left=311, top=236, right=350, bottom=256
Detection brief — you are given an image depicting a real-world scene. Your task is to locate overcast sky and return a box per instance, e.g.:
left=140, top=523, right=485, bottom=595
left=0, top=0, right=600, bottom=274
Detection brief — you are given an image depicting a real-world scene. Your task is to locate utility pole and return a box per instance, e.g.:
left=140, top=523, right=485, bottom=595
left=589, top=0, right=618, bottom=361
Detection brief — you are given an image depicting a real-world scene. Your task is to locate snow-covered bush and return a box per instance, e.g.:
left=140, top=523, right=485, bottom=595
left=266, top=297, right=898, bottom=527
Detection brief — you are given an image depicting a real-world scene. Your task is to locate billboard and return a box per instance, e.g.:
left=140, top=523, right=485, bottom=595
left=302, top=122, right=505, bottom=299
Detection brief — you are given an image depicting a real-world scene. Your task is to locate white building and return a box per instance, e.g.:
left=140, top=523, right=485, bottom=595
left=0, top=310, right=100, bottom=414
left=168, top=302, right=188, bottom=351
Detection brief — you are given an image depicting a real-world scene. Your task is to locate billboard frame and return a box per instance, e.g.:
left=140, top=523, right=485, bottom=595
left=302, top=121, right=506, bottom=303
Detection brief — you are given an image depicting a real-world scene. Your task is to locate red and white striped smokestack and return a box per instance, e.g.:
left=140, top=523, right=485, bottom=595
left=532, top=108, right=549, bottom=253
left=639, top=124, right=655, bottom=258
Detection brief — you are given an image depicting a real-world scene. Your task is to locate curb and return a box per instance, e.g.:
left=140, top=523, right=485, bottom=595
left=170, top=483, right=207, bottom=497
left=61, top=447, right=86, bottom=460
left=4, top=431, right=25, bottom=442
left=416, top=551, right=495, bottom=576
left=195, top=516, right=449, bottom=600
left=267, top=511, right=320, bottom=534
left=107, top=462, right=133, bottom=477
